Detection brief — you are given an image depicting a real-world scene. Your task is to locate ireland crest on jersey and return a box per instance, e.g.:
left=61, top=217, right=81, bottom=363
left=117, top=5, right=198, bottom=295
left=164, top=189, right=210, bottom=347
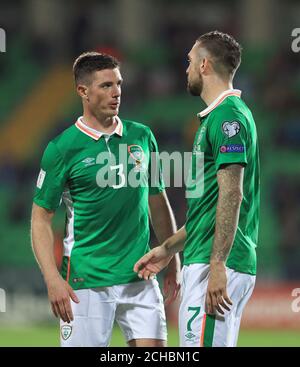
left=128, top=145, right=146, bottom=172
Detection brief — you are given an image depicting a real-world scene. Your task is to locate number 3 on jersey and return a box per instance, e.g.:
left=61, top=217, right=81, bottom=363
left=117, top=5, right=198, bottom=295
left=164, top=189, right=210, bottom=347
left=110, top=164, right=125, bottom=189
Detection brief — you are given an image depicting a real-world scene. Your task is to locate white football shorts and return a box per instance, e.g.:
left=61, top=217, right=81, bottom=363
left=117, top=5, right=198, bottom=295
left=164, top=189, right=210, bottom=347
left=60, top=279, right=167, bottom=347
left=179, top=263, right=255, bottom=347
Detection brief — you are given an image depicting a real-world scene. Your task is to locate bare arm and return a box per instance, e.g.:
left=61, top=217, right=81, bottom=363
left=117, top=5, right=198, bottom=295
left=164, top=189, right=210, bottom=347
left=149, top=191, right=186, bottom=254
left=206, top=164, right=244, bottom=315
left=31, top=203, right=60, bottom=281
left=163, top=226, right=186, bottom=255
left=148, top=191, right=181, bottom=304
left=211, top=164, right=244, bottom=263
left=148, top=191, right=181, bottom=268
left=31, top=203, right=79, bottom=322
left=134, top=194, right=186, bottom=291
left=134, top=226, right=186, bottom=275
left=149, top=191, right=177, bottom=244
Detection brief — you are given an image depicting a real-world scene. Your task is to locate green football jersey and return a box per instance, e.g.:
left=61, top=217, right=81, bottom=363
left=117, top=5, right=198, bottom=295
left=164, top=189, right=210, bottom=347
left=34, top=117, right=164, bottom=289
left=184, top=89, right=260, bottom=275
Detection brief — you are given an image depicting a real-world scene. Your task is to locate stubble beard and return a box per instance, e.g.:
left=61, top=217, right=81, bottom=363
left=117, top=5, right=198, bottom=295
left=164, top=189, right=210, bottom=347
left=187, top=75, right=203, bottom=97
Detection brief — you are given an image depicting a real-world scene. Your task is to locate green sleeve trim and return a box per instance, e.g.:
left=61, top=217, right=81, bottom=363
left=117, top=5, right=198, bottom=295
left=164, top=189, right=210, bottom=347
left=215, top=156, right=247, bottom=171
left=33, top=197, right=58, bottom=211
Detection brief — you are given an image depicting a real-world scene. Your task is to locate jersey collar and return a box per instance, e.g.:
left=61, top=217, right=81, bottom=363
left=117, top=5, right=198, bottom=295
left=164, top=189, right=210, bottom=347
left=197, top=89, right=242, bottom=119
left=75, top=116, right=123, bottom=140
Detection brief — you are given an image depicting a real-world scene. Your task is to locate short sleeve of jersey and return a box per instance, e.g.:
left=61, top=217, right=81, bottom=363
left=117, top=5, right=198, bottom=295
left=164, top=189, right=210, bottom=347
left=208, top=108, right=248, bottom=171
left=148, top=130, right=165, bottom=195
left=33, top=142, right=68, bottom=210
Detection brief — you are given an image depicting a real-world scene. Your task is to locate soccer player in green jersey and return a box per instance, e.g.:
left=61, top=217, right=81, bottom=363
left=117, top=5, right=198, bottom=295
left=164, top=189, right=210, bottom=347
left=134, top=31, right=260, bottom=347
left=31, top=52, right=180, bottom=347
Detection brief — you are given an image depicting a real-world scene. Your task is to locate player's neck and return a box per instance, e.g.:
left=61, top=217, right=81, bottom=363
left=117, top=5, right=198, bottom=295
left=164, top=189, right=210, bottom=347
left=201, top=78, right=233, bottom=107
left=82, top=112, right=117, bottom=134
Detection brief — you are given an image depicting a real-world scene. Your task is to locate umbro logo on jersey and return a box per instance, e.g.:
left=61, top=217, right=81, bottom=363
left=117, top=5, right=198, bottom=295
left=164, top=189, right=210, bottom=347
left=82, top=157, right=95, bottom=167
left=222, top=121, right=240, bottom=138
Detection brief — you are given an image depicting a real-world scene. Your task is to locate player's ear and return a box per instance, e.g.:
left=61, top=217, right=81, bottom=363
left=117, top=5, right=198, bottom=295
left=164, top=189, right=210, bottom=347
left=200, top=57, right=209, bottom=75
left=77, top=84, right=89, bottom=101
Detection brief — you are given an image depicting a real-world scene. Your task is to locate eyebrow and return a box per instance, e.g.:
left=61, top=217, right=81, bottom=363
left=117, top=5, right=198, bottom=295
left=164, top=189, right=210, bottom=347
left=99, top=78, right=123, bottom=86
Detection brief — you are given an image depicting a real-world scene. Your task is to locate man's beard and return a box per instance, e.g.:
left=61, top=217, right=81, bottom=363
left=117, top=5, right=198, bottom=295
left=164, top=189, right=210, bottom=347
left=187, top=76, right=203, bottom=96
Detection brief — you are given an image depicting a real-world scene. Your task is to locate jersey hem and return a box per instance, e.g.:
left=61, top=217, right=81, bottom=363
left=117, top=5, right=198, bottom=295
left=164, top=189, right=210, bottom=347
left=182, top=259, right=256, bottom=276
left=65, top=276, right=150, bottom=290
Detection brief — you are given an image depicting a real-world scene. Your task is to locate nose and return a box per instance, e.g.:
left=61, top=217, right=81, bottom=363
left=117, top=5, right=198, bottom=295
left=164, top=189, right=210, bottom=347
left=112, top=85, right=121, bottom=98
left=186, top=66, right=190, bottom=75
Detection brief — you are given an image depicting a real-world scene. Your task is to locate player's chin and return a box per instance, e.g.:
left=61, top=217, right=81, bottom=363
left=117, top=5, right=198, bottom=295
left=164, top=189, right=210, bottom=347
left=107, top=106, right=119, bottom=116
left=187, top=83, right=200, bottom=97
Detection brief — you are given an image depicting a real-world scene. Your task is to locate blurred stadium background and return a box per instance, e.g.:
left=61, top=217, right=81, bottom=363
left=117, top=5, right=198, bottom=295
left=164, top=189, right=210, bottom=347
left=0, top=0, right=300, bottom=347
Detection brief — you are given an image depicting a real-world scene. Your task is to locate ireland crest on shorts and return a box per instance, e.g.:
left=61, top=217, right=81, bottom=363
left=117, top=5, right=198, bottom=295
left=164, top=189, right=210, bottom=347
left=61, top=324, right=72, bottom=340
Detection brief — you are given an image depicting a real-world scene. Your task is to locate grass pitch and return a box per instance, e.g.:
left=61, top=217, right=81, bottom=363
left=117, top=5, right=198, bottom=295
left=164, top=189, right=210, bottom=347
left=0, top=324, right=299, bottom=347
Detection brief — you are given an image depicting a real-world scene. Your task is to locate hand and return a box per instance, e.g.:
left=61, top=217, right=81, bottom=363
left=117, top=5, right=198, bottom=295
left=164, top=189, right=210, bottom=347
left=46, top=275, right=80, bottom=323
left=205, top=262, right=233, bottom=315
left=133, top=245, right=172, bottom=280
left=163, top=263, right=181, bottom=306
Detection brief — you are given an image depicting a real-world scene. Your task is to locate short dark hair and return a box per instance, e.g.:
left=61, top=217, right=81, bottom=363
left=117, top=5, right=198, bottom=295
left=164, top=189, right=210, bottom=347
left=73, top=52, right=120, bottom=85
left=197, top=31, right=242, bottom=78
